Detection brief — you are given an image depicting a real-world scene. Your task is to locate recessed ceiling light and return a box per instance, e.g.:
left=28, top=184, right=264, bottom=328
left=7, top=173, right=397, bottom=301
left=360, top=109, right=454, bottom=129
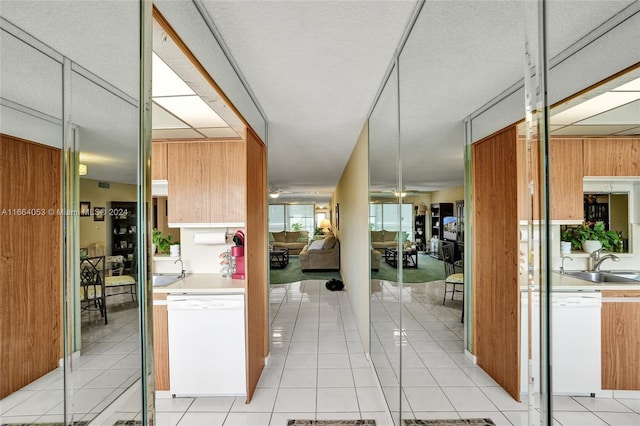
left=551, top=92, right=640, bottom=126
left=154, top=96, right=229, bottom=128
left=152, top=53, right=195, bottom=97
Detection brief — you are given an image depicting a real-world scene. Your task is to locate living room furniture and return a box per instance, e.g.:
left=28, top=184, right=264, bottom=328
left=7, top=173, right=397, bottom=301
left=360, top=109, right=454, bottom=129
left=371, top=230, right=409, bottom=253
left=109, top=201, right=137, bottom=274
left=430, top=202, right=453, bottom=260
left=441, top=242, right=464, bottom=322
left=384, top=247, right=418, bottom=269
left=371, top=248, right=381, bottom=271
left=105, top=254, right=137, bottom=303
left=80, top=256, right=108, bottom=324
left=413, top=208, right=427, bottom=252
left=299, top=235, right=340, bottom=271
left=269, top=247, right=290, bottom=269
left=269, top=230, right=309, bottom=255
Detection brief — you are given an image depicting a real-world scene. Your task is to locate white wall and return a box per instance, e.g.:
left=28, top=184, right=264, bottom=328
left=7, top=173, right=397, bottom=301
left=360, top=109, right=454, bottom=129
left=335, top=123, right=371, bottom=352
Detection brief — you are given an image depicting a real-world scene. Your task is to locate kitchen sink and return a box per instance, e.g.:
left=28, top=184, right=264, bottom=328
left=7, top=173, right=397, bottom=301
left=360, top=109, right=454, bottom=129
left=152, top=273, right=190, bottom=287
left=563, top=270, right=638, bottom=283
left=599, top=270, right=640, bottom=281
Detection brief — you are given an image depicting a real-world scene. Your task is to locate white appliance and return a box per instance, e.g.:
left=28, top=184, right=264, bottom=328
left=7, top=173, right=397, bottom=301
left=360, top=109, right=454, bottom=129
left=167, top=293, right=246, bottom=396
left=520, top=291, right=601, bottom=395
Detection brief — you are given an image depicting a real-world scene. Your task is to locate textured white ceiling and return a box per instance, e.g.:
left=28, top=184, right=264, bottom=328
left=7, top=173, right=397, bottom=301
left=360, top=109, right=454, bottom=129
left=200, top=0, right=419, bottom=193
left=1, top=0, right=637, bottom=193
left=202, top=0, right=638, bottom=195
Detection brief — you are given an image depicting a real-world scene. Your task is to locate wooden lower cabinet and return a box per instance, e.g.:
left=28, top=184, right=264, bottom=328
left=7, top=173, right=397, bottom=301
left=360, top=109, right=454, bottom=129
left=153, top=293, right=170, bottom=391
left=601, top=290, right=640, bottom=390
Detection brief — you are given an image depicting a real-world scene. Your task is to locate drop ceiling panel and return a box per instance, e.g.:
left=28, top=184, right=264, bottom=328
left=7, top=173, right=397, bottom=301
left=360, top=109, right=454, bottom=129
left=577, top=100, right=640, bottom=125
left=551, top=124, right=640, bottom=136
left=198, top=127, right=241, bottom=138
left=152, top=103, right=190, bottom=129
left=151, top=128, right=204, bottom=139
left=152, top=52, right=196, bottom=97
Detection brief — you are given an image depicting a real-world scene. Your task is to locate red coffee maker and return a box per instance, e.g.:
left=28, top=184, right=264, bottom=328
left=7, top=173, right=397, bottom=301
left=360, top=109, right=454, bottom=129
left=231, top=230, right=245, bottom=280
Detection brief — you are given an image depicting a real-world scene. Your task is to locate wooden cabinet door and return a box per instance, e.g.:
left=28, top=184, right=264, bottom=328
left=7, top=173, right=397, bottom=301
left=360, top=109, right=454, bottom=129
left=152, top=142, right=168, bottom=180
left=167, top=141, right=246, bottom=224
left=583, top=138, right=640, bottom=176
left=208, top=141, right=246, bottom=223
left=550, top=139, right=583, bottom=220
left=167, top=142, right=211, bottom=223
left=601, top=291, right=640, bottom=390
left=153, top=293, right=170, bottom=391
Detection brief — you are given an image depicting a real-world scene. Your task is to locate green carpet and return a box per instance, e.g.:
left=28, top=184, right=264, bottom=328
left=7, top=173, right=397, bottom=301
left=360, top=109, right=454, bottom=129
left=270, top=256, right=342, bottom=284
left=372, top=253, right=446, bottom=283
left=270, top=254, right=445, bottom=285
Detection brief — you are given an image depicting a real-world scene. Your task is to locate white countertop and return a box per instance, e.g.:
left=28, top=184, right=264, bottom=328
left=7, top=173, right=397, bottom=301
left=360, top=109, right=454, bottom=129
left=521, top=272, right=640, bottom=292
left=153, top=273, right=246, bottom=294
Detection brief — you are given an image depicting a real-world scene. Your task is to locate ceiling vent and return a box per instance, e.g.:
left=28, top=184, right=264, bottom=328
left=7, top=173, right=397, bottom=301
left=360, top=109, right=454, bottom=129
left=98, top=182, right=111, bottom=189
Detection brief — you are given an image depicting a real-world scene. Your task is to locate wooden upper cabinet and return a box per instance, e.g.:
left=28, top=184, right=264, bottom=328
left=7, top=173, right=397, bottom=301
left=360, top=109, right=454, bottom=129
left=550, top=139, right=584, bottom=221
left=152, top=142, right=168, bottom=180
left=583, top=138, right=640, bottom=177
left=167, top=141, right=246, bottom=224
left=518, top=138, right=584, bottom=221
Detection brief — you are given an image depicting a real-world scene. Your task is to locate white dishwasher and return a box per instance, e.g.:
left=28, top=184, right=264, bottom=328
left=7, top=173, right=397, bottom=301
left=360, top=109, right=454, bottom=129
left=521, top=292, right=601, bottom=395
left=167, top=293, right=246, bottom=396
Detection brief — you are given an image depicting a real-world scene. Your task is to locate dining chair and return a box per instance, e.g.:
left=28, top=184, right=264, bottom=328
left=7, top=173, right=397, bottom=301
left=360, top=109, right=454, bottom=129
left=442, top=241, right=464, bottom=322
left=104, top=254, right=137, bottom=303
left=79, top=256, right=108, bottom=324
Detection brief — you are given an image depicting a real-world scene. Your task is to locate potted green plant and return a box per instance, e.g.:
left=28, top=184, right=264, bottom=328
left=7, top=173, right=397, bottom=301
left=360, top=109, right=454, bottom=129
left=152, top=228, right=174, bottom=254
left=560, top=228, right=573, bottom=254
left=567, top=222, right=619, bottom=253
left=291, top=223, right=303, bottom=231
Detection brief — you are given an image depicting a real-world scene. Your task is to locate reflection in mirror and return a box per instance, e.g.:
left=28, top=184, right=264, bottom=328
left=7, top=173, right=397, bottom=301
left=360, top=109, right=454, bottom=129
left=1, top=18, right=65, bottom=424
left=545, top=62, right=640, bottom=419
left=71, top=16, right=142, bottom=425
left=0, top=3, right=145, bottom=424
left=369, top=65, right=402, bottom=425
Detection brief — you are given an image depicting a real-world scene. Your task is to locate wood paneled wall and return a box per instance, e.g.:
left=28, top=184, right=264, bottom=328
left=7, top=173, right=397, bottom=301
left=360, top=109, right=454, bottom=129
left=0, top=134, right=61, bottom=398
left=244, top=128, right=267, bottom=402
left=472, top=126, right=521, bottom=401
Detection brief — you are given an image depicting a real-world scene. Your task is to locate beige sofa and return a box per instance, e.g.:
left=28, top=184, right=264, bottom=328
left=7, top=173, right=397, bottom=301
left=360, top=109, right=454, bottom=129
left=299, top=235, right=340, bottom=271
left=371, top=248, right=381, bottom=271
left=270, top=230, right=309, bottom=255
left=371, top=230, right=409, bottom=253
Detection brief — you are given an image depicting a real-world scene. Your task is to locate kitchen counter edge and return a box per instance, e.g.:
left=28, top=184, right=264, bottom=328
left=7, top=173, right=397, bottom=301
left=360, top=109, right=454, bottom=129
left=153, top=273, right=246, bottom=294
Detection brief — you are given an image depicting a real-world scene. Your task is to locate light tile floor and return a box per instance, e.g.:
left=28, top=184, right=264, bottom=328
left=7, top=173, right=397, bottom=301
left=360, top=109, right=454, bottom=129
left=5, top=280, right=637, bottom=425
left=0, top=296, right=141, bottom=424
left=154, top=280, right=390, bottom=426
left=369, top=278, right=640, bottom=426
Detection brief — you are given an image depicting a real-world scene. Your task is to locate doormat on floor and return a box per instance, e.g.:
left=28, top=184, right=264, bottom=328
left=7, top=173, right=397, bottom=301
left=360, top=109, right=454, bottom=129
left=287, top=421, right=376, bottom=425
left=113, top=422, right=142, bottom=425
left=404, top=419, right=495, bottom=426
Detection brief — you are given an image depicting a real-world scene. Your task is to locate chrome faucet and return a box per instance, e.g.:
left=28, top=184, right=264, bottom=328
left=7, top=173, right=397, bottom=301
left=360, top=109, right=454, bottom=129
left=560, top=255, right=573, bottom=274
left=174, top=258, right=185, bottom=278
left=592, top=252, right=620, bottom=271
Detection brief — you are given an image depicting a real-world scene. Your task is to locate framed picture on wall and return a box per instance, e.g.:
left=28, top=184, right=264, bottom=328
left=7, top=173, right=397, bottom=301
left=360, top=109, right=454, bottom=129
left=335, top=203, right=340, bottom=231
left=80, top=201, right=91, bottom=217
left=93, top=207, right=105, bottom=222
